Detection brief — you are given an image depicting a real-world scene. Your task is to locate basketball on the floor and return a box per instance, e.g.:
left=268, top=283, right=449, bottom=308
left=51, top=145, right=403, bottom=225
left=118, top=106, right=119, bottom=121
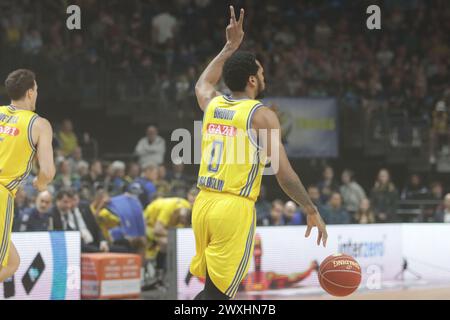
left=318, top=254, right=362, bottom=297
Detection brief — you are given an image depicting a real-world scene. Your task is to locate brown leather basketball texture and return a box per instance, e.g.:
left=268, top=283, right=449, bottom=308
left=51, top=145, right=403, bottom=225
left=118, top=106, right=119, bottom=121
left=319, top=254, right=362, bottom=297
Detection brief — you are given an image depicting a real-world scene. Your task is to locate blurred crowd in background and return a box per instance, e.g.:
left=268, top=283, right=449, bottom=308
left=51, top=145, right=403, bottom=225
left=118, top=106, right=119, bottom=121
left=0, top=1, right=448, bottom=147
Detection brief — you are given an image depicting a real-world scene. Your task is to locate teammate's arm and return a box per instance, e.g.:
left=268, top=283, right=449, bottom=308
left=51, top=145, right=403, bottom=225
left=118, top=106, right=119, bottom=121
left=32, top=117, right=55, bottom=191
left=154, top=221, right=168, bottom=238
left=253, top=107, right=328, bottom=247
left=195, top=6, right=245, bottom=111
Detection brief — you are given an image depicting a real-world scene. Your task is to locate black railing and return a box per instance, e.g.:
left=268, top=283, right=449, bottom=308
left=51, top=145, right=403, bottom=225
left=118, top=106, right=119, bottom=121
left=396, top=199, right=442, bottom=223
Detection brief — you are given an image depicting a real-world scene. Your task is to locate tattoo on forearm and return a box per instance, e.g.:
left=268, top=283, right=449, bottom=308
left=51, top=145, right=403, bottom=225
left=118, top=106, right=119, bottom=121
left=280, top=176, right=313, bottom=210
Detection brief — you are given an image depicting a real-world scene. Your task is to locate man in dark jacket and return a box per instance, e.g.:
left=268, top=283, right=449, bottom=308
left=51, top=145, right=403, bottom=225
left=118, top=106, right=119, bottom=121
left=49, top=189, right=74, bottom=231
left=71, top=192, right=109, bottom=252
left=50, top=189, right=108, bottom=252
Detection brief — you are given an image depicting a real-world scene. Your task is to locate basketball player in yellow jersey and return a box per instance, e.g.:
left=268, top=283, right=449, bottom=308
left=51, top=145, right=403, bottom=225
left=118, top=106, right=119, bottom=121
left=189, top=7, right=328, bottom=300
left=0, top=69, right=55, bottom=282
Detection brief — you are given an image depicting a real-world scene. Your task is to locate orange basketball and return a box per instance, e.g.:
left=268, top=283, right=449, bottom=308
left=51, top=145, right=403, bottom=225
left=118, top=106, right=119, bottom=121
left=318, top=254, right=362, bottom=297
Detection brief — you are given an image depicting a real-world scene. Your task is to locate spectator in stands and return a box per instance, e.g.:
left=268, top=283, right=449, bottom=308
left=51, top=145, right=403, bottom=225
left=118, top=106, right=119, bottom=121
left=135, top=164, right=158, bottom=207
left=153, top=164, right=171, bottom=197
left=322, top=193, right=351, bottom=225
left=76, top=161, right=89, bottom=181
left=317, top=166, right=339, bottom=203
left=421, top=181, right=445, bottom=223
left=434, top=194, right=450, bottom=223
left=370, top=169, right=399, bottom=223
left=49, top=189, right=76, bottom=231
left=57, top=119, right=79, bottom=157
left=82, top=159, right=104, bottom=191
left=12, top=188, right=31, bottom=231
left=70, top=192, right=109, bottom=253
left=135, top=125, right=166, bottom=167
left=167, top=158, right=191, bottom=197
left=16, top=191, right=53, bottom=232
left=79, top=132, right=98, bottom=162
left=152, top=5, right=178, bottom=46
left=125, top=161, right=141, bottom=185
left=307, top=185, right=323, bottom=206
left=429, top=101, right=450, bottom=164
left=68, top=146, right=87, bottom=173
left=340, top=169, right=367, bottom=216
left=429, top=62, right=449, bottom=97
left=109, top=161, right=127, bottom=196
left=77, top=170, right=91, bottom=202
left=103, top=161, right=115, bottom=193
left=401, top=173, right=429, bottom=200
left=283, top=201, right=302, bottom=225
left=21, top=28, right=43, bottom=55
left=265, top=200, right=285, bottom=226
left=354, top=198, right=376, bottom=224
left=53, top=159, right=81, bottom=191
left=256, top=185, right=272, bottom=226
left=3, top=17, right=21, bottom=47
left=429, top=181, right=444, bottom=201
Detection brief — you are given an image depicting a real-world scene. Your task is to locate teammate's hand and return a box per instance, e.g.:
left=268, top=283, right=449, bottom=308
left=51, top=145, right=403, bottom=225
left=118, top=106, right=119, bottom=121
left=226, top=6, right=245, bottom=51
left=304, top=207, right=328, bottom=247
left=33, top=177, right=48, bottom=192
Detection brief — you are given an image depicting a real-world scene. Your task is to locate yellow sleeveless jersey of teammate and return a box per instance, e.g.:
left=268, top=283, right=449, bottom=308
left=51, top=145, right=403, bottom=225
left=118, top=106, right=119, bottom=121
left=144, top=197, right=192, bottom=228
left=197, top=95, right=266, bottom=202
left=0, top=105, right=38, bottom=196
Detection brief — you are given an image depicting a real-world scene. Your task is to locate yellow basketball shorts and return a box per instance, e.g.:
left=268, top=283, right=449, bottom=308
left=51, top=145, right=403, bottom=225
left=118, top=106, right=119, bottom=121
left=0, top=185, right=14, bottom=268
left=189, top=190, right=256, bottom=299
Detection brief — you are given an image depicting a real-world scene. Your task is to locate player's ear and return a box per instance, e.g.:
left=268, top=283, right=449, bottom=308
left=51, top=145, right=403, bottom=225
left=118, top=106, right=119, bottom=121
left=248, top=75, right=257, bottom=87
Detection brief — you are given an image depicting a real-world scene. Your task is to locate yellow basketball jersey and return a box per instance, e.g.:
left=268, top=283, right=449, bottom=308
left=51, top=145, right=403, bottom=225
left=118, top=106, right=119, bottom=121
left=0, top=105, right=38, bottom=195
left=144, top=197, right=191, bottom=227
left=197, top=95, right=266, bottom=202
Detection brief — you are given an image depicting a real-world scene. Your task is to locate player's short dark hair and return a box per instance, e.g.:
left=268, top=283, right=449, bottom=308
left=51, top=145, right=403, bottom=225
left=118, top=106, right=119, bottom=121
left=223, top=51, right=259, bottom=92
left=5, top=69, right=36, bottom=100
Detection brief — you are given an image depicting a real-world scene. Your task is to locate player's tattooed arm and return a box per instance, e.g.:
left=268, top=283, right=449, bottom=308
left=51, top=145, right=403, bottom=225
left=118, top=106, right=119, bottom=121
left=32, top=117, right=56, bottom=191
left=253, top=107, right=314, bottom=210
left=195, top=6, right=245, bottom=111
left=253, top=107, right=328, bottom=247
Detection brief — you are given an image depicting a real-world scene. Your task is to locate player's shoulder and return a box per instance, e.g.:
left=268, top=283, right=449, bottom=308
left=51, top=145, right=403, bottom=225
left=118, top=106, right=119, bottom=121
left=33, top=116, right=52, bottom=130
left=252, top=105, right=279, bottom=129
left=252, top=104, right=277, bottom=118
left=207, top=94, right=227, bottom=107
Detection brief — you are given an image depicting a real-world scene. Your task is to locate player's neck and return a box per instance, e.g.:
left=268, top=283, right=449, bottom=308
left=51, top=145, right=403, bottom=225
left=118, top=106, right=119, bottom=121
left=230, top=91, right=255, bottom=100
left=10, top=100, right=32, bottom=111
